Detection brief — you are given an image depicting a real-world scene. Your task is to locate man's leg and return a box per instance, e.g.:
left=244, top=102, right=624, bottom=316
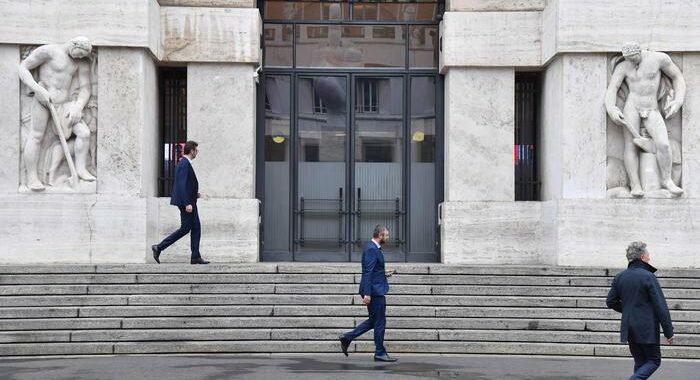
left=73, top=121, right=96, bottom=181
left=630, top=344, right=661, bottom=380
left=190, top=205, right=201, bottom=260
left=24, top=101, right=50, bottom=190
left=343, top=305, right=375, bottom=341
left=622, top=107, right=643, bottom=197
left=644, top=111, right=683, bottom=195
left=628, top=340, right=646, bottom=375
left=157, top=207, right=194, bottom=252
left=372, top=296, right=387, bottom=357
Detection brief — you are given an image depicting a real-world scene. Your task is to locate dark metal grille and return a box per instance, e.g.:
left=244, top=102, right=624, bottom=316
left=515, top=72, right=540, bottom=201
left=158, top=67, right=187, bottom=197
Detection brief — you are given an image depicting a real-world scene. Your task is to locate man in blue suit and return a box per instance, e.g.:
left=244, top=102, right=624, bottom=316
left=151, top=141, right=209, bottom=265
left=339, top=225, right=397, bottom=362
left=607, top=241, right=674, bottom=380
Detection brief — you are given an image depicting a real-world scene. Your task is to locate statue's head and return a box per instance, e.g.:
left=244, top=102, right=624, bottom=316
left=621, top=42, right=642, bottom=64
left=67, top=36, right=92, bottom=59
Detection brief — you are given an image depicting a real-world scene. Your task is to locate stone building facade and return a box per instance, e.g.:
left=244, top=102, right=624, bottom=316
left=1, top=0, right=699, bottom=268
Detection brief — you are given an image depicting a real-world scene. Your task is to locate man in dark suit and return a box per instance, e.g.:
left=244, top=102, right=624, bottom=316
left=339, top=225, right=396, bottom=362
left=607, top=241, right=674, bottom=380
left=151, top=141, right=209, bottom=265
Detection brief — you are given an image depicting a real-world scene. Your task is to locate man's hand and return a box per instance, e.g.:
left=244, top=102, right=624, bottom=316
left=185, top=204, right=193, bottom=213
left=35, top=88, right=52, bottom=106
left=362, top=295, right=371, bottom=305
left=667, top=336, right=675, bottom=345
left=664, top=100, right=682, bottom=120
left=65, top=104, right=83, bottom=126
left=608, top=107, right=628, bottom=127
left=385, top=269, right=396, bottom=277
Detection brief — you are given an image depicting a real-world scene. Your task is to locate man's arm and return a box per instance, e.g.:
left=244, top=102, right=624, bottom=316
left=659, top=53, right=686, bottom=119
left=171, top=162, right=188, bottom=207
left=647, top=276, right=674, bottom=340
left=68, top=62, right=92, bottom=121
left=605, top=65, right=628, bottom=127
left=360, top=247, right=377, bottom=298
left=606, top=275, right=622, bottom=313
left=18, top=46, right=52, bottom=104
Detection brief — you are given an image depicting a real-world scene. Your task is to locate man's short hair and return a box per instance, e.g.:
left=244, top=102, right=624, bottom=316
left=184, top=140, right=198, bottom=155
left=622, top=41, right=642, bottom=57
left=626, top=241, right=647, bottom=262
left=373, top=225, right=388, bottom=238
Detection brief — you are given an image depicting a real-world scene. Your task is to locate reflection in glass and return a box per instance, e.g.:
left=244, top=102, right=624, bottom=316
left=264, top=75, right=292, bottom=253
left=264, top=24, right=293, bottom=67
left=296, top=24, right=406, bottom=68
left=296, top=77, right=348, bottom=253
left=410, top=77, right=436, bottom=253
left=264, top=1, right=350, bottom=21
left=352, top=2, right=438, bottom=22
left=354, top=77, right=404, bottom=252
left=409, top=26, right=438, bottom=68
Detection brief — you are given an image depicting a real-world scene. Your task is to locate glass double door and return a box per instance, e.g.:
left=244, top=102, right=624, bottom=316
left=262, top=73, right=438, bottom=262
left=296, top=74, right=403, bottom=261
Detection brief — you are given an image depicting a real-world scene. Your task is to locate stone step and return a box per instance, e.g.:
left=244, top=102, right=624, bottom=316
left=1, top=340, right=697, bottom=358
left=0, top=329, right=697, bottom=346
left=1, top=264, right=697, bottom=278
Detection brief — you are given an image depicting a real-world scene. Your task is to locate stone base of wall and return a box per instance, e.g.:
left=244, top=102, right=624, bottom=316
left=441, top=199, right=700, bottom=268
left=0, top=195, right=259, bottom=264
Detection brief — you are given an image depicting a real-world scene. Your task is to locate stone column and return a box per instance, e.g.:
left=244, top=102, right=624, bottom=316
left=539, top=54, right=608, bottom=200
left=0, top=45, right=20, bottom=194
left=444, top=67, right=515, bottom=202
left=157, top=63, right=259, bottom=263
left=681, top=53, right=700, bottom=198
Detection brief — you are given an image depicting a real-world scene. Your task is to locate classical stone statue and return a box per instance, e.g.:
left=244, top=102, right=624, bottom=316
left=605, top=42, right=686, bottom=198
left=18, top=36, right=96, bottom=191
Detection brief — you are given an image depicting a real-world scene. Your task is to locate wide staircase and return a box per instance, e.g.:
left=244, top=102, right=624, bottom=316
left=0, top=264, right=698, bottom=358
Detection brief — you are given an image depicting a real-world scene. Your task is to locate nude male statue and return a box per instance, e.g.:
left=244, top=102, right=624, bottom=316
left=19, top=36, right=95, bottom=191
left=605, top=42, right=686, bottom=197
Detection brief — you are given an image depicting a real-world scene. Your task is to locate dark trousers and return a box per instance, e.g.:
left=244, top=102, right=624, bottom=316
left=628, top=340, right=661, bottom=380
left=157, top=205, right=201, bottom=260
left=343, top=295, right=387, bottom=356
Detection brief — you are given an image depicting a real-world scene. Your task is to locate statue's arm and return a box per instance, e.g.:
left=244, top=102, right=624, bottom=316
left=18, top=47, right=50, bottom=96
left=660, top=54, right=686, bottom=104
left=605, top=65, right=626, bottom=117
left=74, top=61, right=92, bottom=110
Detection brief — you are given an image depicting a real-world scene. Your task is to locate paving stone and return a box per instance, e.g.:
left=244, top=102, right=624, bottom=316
left=0, top=307, right=78, bottom=319
left=113, top=341, right=339, bottom=354
left=78, top=306, right=274, bottom=318
left=0, top=274, right=136, bottom=285
left=0, top=295, right=128, bottom=307
left=72, top=329, right=271, bottom=342
left=0, top=343, right=113, bottom=356
left=388, top=318, right=586, bottom=331
left=0, top=331, right=70, bottom=343
left=121, top=317, right=355, bottom=329
left=135, top=274, right=355, bottom=284
left=126, top=294, right=353, bottom=306
left=0, top=318, right=121, bottom=331
left=355, top=341, right=596, bottom=356
left=0, top=285, right=88, bottom=296
left=390, top=295, right=577, bottom=308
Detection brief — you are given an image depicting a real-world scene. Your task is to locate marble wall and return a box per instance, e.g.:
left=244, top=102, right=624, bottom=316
left=0, top=45, right=20, bottom=194
left=444, top=67, right=515, bottom=202
left=447, top=0, right=545, bottom=12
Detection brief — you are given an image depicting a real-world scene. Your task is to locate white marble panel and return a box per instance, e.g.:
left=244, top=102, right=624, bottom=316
left=187, top=63, right=256, bottom=199
left=444, top=67, right=514, bottom=201
left=440, top=11, right=541, bottom=69
left=161, top=7, right=261, bottom=63
left=548, top=0, right=700, bottom=62
left=440, top=201, right=543, bottom=265
left=540, top=54, right=607, bottom=200
left=556, top=199, right=700, bottom=269
left=539, top=56, right=563, bottom=200
left=158, top=0, right=255, bottom=7
left=97, top=48, right=157, bottom=196
left=447, top=0, right=545, bottom=12
left=540, top=0, right=558, bottom=64
left=0, top=195, right=147, bottom=263
left=0, top=0, right=160, bottom=55
left=681, top=53, right=700, bottom=198
left=0, top=45, right=20, bottom=194
left=154, top=198, right=259, bottom=263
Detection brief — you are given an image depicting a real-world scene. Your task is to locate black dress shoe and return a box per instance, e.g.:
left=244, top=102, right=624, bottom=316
left=339, top=334, right=350, bottom=357
left=151, top=245, right=160, bottom=264
left=191, top=257, right=210, bottom=265
left=374, top=354, right=397, bottom=362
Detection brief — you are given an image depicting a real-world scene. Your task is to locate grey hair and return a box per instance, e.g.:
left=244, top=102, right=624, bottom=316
left=626, top=241, right=648, bottom=262
left=372, top=225, right=388, bottom=238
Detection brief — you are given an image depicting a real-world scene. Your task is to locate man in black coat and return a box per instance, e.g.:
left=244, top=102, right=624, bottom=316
left=606, top=241, right=674, bottom=379
left=151, top=141, right=209, bottom=265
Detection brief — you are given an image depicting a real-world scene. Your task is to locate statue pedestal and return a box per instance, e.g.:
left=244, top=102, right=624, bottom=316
left=639, top=152, right=673, bottom=198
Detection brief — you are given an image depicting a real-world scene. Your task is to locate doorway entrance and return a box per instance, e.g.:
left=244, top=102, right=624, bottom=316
left=258, top=1, right=443, bottom=262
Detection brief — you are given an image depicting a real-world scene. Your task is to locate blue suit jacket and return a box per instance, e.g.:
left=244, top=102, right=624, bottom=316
left=170, top=158, right=198, bottom=207
left=606, top=260, right=674, bottom=344
left=359, top=241, right=389, bottom=297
